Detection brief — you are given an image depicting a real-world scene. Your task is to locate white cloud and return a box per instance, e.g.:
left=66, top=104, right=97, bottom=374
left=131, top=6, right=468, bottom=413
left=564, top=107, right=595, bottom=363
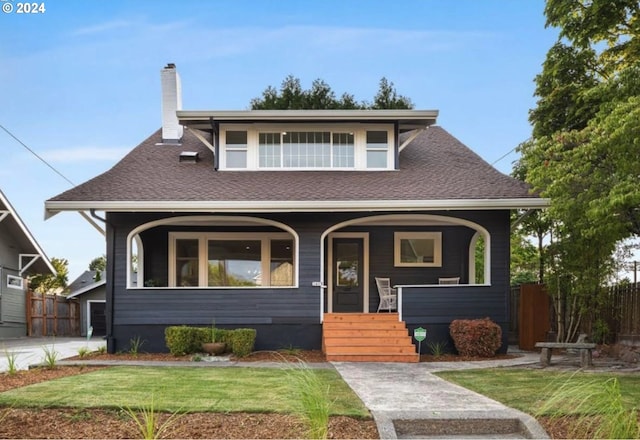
left=70, top=20, right=136, bottom=36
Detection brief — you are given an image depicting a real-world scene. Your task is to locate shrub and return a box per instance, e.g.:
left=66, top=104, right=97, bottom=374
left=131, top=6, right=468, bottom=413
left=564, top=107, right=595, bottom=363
left=449, top=318, right=502, bottom=357
left=165, top=326, right=256, bottom=356
left=164, top=326, right=208, bottom=356
left=228, top=328, right=257, bottom=357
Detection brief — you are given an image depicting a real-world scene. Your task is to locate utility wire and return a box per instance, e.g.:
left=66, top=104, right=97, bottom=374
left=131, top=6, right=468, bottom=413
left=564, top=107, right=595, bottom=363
left=490, top=146, right=517, bottom=166
left=0, top=123, right=76, bottom=187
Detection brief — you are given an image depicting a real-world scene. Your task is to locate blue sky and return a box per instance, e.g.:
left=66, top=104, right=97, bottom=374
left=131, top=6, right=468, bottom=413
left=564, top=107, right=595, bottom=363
left=0, top=0, right=559, bottom=281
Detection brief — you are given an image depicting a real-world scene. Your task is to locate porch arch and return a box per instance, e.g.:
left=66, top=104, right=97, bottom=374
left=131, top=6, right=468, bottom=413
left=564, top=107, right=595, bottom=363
left=319, top=214, right=491, bottom=318
left=126, top=215, right=299, bottom=288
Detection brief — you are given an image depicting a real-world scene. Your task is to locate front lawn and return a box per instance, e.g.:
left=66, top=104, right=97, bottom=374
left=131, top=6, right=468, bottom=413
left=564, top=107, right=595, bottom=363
left=0, top=366, right=369, bottom=417
left=435, top=368, right=640, bottom=413
left=437, top=368, right=640, bottom=438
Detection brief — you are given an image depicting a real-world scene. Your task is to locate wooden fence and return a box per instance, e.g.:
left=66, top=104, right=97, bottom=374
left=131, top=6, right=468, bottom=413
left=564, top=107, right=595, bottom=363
left=602, top=282, right=640, bottom=343
left=26, top=291, right=80, bottom=337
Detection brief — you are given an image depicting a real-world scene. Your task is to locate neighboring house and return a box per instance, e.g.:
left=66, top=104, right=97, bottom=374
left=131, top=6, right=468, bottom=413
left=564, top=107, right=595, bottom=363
left=45, top=64, right=548, bottom=358
left=0, top=188, right=56, bottom=338
left=67, top=270, right=106, bottom=337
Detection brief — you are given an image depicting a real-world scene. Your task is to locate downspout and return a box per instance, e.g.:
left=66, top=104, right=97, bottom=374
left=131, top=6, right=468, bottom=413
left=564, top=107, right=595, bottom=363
left=90, top=209, right=116, bottom=352
left=210, top=117, right=219, bottom=171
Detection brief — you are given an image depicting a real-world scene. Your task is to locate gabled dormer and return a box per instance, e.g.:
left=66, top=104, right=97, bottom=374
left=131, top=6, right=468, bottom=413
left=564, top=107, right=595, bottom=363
left=177, top=109, right=438, bottom=171
left=159, top=63, right=437, bottom=171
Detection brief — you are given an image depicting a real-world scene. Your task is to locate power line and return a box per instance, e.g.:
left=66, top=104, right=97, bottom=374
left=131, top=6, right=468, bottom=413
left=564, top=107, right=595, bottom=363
left=0, top=123, right=75, bottom=187
left=490, top=146, right=517, bottom=166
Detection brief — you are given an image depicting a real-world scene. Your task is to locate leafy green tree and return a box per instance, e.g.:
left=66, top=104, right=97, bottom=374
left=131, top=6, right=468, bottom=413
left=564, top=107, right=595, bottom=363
left=544, top=0, right=640, bottom=74
left=516, top=1, right=640, bottom=341
left=250, top=75, right=413, bottom=110
left=89, top=255, right=107, bottom=281
left=528, top=43, right=600, bottom=138
left=29, top=257, right=69, bottom=294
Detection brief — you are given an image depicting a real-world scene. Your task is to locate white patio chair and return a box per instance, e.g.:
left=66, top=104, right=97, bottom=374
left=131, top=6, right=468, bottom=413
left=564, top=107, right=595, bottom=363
left=375, top=277, right=397, bottom=312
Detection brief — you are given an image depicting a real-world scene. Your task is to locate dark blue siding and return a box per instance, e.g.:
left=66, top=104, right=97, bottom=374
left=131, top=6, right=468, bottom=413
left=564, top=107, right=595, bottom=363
left=105, top=210, right=511, bottom=353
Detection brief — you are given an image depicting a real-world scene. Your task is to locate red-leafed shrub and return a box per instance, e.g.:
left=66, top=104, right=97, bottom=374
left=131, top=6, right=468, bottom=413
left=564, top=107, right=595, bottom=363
left=449, top=318, right=502, bottom=357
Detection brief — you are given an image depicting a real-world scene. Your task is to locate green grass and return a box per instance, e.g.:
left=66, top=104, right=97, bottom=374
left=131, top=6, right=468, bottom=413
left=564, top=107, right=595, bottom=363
left=0, top=366, right=369, bottom=417
left=436, top=368, right=640, bottom=413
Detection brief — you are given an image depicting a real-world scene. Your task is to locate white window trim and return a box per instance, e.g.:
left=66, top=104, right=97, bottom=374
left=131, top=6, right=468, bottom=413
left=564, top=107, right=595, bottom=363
left=168, top=232, right=296, bottom=288
left=219, top=123, right=394, bottom=171
left=6, top=274, right=24, bottom=290
left=394, top=231, right=442, bottom=267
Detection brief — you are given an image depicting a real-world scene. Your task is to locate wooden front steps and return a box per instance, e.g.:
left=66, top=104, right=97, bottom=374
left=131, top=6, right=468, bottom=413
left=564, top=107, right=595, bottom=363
left=322, top=313, right=419, bottom=363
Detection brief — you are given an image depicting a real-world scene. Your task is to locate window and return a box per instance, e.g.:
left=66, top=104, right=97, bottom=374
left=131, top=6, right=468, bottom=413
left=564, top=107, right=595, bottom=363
left=259, top=133, right=281, bottom=168
left=7, top=274, right=24, bottom=290
left=221, top=125, right=389, bottom=170
left=366, top=130, right=388, bottom=168
left=225, top=131, right=248, bottom=168
left=332, top=132, right=354, bottom=168
left=208, top=240, right=261, bottom=286
left=394, top=232, right=442, bottom=267
left=169, top=233, right=295, bottom=287
left=283, top=131, right=331, bottom=167
left=175, top=239, right=199, bottom=286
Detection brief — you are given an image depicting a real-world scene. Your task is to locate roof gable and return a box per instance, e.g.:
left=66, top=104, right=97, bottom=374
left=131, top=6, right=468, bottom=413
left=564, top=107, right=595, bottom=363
left=0, top=188, right=56, bottom=276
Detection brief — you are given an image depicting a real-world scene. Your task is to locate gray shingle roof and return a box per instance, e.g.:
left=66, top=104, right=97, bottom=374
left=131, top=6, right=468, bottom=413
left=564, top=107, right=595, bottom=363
left=46, top=126, right=538, bottom=209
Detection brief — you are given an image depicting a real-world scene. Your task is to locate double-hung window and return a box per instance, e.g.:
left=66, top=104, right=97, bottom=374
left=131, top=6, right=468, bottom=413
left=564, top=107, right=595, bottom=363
left=170, top=232, right=295, bottom=287
left=366, top=131, right=389, bottom=168
left=225, top=131, right=248, bottom=168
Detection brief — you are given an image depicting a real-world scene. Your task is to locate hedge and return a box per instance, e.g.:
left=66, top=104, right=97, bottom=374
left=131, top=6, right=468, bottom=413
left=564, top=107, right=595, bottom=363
left=164, top=326, right=257, bottom=357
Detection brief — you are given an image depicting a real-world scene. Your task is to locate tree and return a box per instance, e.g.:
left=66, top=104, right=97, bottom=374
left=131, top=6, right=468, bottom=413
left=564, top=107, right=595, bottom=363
left=29, top=257, right=69, bottom=294
left=250, top=75, right=414, bottom=110
left=544, top=0, right=640, bottom=74
left=370, top=77, right=413, bottom=109
left=515, top=1, right=640, bottom=341
left=89, top=255, right=107, bottom=281
left=528, top=43, right=600, bottom=138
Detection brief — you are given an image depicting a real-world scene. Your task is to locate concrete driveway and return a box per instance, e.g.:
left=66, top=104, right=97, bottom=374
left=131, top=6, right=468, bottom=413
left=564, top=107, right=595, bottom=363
left=0, top=337, right=106, bottom=372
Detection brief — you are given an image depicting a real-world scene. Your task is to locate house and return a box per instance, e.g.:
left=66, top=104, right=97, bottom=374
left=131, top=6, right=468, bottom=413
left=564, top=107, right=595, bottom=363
left=44, top=64, right=547, bottom=360
left=66, top=270, right=106, bottom=337
left=0, top=188, right=56, bottom=338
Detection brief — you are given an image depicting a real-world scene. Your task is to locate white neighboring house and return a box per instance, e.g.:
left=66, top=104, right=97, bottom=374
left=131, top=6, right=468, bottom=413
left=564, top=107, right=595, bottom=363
left=0, top=189, right=56, bottom=338
left=66, top=270, right=106, bottom=337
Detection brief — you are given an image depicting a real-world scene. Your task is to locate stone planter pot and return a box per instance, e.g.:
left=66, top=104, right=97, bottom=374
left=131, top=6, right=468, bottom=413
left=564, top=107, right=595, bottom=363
left=202, top=342, right=226, bottom=355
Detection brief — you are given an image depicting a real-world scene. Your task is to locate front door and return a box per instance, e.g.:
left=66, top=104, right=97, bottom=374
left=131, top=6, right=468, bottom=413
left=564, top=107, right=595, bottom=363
left=332, top=237, right=364, bottom=313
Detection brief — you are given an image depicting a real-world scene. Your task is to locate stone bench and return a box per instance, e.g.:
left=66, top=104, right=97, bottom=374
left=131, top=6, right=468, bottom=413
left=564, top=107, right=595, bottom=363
left=535, top=342, right=597, bottom=368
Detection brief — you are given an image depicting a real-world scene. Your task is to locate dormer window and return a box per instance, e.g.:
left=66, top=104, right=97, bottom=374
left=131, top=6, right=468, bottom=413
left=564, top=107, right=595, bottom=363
left=225, top=131, right=248, bottom=168
left=220, top=124, right=393, bottom=170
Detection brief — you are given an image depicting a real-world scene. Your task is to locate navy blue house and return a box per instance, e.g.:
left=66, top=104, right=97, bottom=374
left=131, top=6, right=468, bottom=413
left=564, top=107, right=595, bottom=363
left=45, top=65, right=547, bottom=361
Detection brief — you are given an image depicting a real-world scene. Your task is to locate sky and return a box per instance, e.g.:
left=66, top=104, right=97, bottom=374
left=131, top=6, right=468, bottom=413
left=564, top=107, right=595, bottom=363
left=0, top=0, right=562, bottom=282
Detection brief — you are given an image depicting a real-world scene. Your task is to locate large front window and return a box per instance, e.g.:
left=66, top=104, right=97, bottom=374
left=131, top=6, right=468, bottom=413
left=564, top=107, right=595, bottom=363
left=170, top=233, right=294, bottom=287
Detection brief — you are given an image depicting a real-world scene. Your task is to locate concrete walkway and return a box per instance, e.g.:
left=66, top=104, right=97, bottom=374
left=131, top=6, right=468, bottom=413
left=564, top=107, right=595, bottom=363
left=0, top=337, right=105, bottom=372
left=332, top=353, right=549, bottom=439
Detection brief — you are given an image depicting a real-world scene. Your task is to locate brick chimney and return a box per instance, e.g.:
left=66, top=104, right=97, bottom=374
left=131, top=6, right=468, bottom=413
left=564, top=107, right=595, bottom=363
left=160, top=63, right=183, bottom=143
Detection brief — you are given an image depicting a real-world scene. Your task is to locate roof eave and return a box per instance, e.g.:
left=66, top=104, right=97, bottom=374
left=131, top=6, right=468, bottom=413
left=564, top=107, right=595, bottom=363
left=177, top=109, right=439, bottom=132
left=45, top=198, right=550, bottom=216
